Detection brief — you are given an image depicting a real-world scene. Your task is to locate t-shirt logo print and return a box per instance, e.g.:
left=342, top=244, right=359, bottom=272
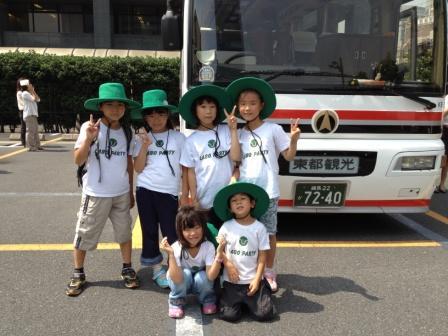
left=239, top=236, right=248, bottom=246
left=109, top=138, right=118, bottom=147
left=208, top=139, right=216, bottom=148
left=250, top=139, right=258, bottom=147
left=155, top=140, right=164, bottom=147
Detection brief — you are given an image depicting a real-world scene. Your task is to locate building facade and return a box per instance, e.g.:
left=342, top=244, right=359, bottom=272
left=0, top=0, right=173, bottom=50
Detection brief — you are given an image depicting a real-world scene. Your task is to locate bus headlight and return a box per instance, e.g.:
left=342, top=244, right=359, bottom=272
left=396, top=156, right=436, bottom=171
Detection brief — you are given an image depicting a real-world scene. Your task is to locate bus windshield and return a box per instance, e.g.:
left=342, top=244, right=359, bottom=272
left=189, top=0, right=444, bottom=95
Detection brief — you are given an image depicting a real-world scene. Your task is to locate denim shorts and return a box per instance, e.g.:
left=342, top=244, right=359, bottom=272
left=258, top=197, right=279, bottom=235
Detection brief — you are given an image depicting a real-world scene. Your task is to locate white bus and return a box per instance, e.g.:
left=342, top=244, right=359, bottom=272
left=163, top=0, right=446, bottom=213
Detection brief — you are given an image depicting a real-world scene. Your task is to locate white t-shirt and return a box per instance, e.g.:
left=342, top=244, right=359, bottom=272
left=22, top=91, right=40, bottom=119
left=171, top=240, right=215, bottom=273
left=218, top=219, right=270, bottom=284
left=75, top=121, right=134, bottom=197
left=239, top=122, right=290, bottom=198
left=180, top=125, right=233, bottom=209
left=16, top=91, right=24, bottom=110
left=133, top=130, right=185, bottom=196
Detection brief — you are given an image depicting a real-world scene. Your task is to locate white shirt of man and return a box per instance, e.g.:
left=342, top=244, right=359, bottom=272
left=218, top=218, right=270, bottom=284
left=16, top=91, right=24, bottom=110
left=75, top=121, right=134, bottom=197
left=171, top=240, right=215, bottom=272
left=133, top=130, right=185, bottom=196
left=180, top=125, right=233, bottom=209
left=239, top=122, right=290, bottom=199
left=21, top=91, right=40, bottom=119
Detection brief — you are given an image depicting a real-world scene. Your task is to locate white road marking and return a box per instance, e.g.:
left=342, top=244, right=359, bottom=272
left=0, top=192, right=80, bottom=197
left=390, top=214, right=448, bottom=249
left=176, top=305, right=204, bottom=336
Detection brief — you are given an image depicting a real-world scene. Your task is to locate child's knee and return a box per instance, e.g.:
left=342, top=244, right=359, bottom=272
left=220, top=305, right=242, bottom=322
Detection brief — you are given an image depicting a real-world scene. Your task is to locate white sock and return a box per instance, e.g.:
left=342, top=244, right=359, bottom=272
left=152, top=263, right=163, bottom=275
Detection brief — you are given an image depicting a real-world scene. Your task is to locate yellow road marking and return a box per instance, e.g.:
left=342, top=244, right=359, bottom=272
left=0, top=136, right=64, bottom=160
left=0, top=240, right=440, bottom=251
left=0, top=215, right=442, bottom=252
left=277, top=241, right=440, bottom=248
left=426, top=210, right=448, bottom=225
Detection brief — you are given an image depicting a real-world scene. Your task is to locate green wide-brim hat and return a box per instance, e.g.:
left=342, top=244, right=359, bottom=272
left=226, top=77, right=276, bottom=120
left=178, top=85, right=232, bottom=127
left=131, top=89, right=177, bottom=120
left=84, top=82, right=141, bottom=111
left=213, top=182, right=270, bottom=222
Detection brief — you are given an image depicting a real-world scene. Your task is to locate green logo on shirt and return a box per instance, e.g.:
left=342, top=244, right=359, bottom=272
left=109, top=138, right=118, bottom=147
left=239, top=236, right=248, bottom=246
left=250, top=139, right=258, bottom=147
left=156, top=140, right=164, bottom=147
left=208, top=139, right=216, bottom=148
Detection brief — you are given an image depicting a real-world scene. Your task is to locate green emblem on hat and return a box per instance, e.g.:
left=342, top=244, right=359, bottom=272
left=239, top=236, right=248, bottom=246
left=208, top=139, right=216, bottom=148
left=84, top=82, right=141, bottom=112
left=109, top=138, right=117, bottom=147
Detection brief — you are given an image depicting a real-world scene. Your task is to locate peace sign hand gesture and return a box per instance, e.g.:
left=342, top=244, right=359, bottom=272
left=290, top=118, right=301, bottom=142
left=224, top=105, right=238, bottom=131
left=137, top=127, right=152, bottom=148
left=86, top=114, right=100, bottom=142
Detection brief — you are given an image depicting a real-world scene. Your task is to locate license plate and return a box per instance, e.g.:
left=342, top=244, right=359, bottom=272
left=289, top=156, right=359, bottom=174
left=294, top=183, right=347, bottom=207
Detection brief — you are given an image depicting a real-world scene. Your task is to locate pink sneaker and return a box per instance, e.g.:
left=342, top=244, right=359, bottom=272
left=264, top=270, right=278, bottom=292
left=168, top=307, right=184, bottom=319
left=202, top=303, right=217, bottom=315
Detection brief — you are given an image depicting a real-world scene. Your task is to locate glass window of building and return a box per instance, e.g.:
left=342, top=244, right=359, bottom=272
left=113, top=4, right=164, bottom=35
left=5, top=1, right=93, bottom=33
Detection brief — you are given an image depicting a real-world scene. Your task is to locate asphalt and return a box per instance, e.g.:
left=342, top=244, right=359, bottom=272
left=0, top=134, right=447, bottom=336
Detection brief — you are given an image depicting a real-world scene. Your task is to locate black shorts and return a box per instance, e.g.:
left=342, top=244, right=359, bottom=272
left=442, top=127, right=448, bottom=155
left=220, top=279, right=275, bottom=322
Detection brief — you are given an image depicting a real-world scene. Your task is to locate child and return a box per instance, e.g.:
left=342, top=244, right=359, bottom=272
left=213, top=181, right=275, bottom=322
left=179, top=84, right=240, bottom=228
left=159, top=205, right=225, bottom=319
left=132, top=89, right=186, bottom=288
left=226, top=77, right=300, bottom=292
left=66, top=82, right=141, bottom=297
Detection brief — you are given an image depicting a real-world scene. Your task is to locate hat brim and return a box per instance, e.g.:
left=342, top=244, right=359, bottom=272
left=213, top=182, right=270, bottom=222
left=131, top=104, right=177, bottom=120
left=179, top=85, right=232, bottom=127
left=84, top=98, right=141, bottom=112
left=226, top=77, right=276, bottom=120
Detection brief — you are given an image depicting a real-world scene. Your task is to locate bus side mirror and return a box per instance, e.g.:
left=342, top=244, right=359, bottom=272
left=161, top=9, right=182, bottom=50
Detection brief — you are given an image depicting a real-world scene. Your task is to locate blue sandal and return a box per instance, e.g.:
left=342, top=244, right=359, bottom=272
left=152, top=267, right=169, bottom=289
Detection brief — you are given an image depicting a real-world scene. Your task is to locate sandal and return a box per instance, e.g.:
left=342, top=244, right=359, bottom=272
left=152, top=267, right=169, bottom=289
left=202, top=303, right=217, bottom=315
left=168, top=307, right=184, bottom=319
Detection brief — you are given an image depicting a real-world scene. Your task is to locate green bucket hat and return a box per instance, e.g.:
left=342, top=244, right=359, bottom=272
left=226, top=77, right=276, bottom=120
left=178, top=85, right=232, bottom=127
left=84, top=82, right=141, bottom=112
left=213, top=182, right=270, bottom=222
left=131, top=89, right=177, bottom=120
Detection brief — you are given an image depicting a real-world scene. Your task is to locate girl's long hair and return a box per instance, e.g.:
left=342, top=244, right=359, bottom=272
left=175, top=205, right=207, bottom=250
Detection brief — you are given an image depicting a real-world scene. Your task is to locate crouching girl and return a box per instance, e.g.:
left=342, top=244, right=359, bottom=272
left=159, top=206, right=225, bottom=319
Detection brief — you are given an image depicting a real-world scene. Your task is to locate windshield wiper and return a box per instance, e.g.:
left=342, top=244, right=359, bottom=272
left=240, top=69, right=345, bottom=82
left=303, top=82, right=436, bottom=110
left=382, top=84, right=436, bottom=110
